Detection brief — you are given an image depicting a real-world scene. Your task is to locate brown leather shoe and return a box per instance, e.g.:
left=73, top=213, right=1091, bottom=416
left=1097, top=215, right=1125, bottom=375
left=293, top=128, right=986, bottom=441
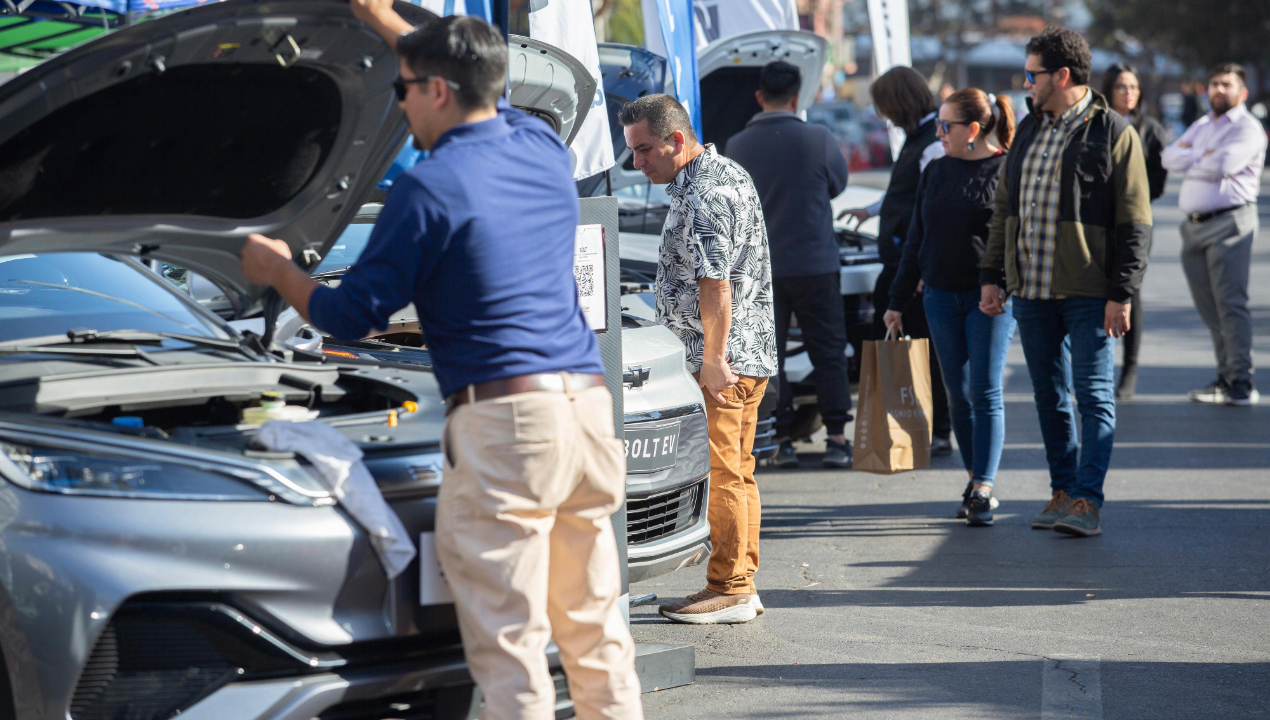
left=659, top=588, right=758, bottom=625
left=1031, top=491, right=1073, bottom=529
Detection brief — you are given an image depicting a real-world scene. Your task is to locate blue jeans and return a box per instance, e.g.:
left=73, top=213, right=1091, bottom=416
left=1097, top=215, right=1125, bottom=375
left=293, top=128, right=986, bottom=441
left=922, top=287, right=1016, bottom=486
left=1011, top=297, right=1116, bottom=506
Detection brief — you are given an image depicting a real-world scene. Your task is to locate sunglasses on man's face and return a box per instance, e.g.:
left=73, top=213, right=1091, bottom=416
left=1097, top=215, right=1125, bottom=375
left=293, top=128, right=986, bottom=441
left=936, top=119, right=970, bottom=134
left=393, top=75, right=462, bottom=102
left=1025, top=68, right=1059, bottom=85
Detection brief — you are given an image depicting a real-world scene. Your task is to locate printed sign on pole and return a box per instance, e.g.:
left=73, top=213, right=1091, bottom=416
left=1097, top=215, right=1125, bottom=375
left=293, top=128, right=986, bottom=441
left=574, top=224, right=608, bottom=332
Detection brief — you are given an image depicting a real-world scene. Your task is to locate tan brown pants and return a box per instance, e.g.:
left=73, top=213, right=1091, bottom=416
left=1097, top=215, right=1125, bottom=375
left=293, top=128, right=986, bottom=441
left=696, top=374, right=769, bottom=595
left=435, top=385, right=644, bottom=720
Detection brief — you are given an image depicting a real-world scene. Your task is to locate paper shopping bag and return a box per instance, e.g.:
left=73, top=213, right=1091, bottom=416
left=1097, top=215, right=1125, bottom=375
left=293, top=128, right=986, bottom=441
left=852, top=335, right=935, bottom=473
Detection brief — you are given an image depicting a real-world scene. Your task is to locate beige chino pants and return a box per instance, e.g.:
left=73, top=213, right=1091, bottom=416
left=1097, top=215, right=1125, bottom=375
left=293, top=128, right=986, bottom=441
left=435, top=384, right=644, bottom=720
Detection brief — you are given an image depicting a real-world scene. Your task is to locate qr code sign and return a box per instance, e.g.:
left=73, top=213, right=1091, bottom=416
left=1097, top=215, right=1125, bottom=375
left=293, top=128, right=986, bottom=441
left=575, top=264, right=594, bottom=297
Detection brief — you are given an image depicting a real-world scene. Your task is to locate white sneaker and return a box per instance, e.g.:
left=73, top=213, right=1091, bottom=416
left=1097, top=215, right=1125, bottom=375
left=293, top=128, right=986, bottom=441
left=751, top=593, right=764, bottom=615
left=658, top=589, right=758, bottom=625
left=1188, top=379, right=1228, bottom=404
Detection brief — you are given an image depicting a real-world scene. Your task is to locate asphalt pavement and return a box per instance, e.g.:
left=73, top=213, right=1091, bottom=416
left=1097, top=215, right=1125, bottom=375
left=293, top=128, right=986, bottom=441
left=630, top=174, right=1270, bottom=719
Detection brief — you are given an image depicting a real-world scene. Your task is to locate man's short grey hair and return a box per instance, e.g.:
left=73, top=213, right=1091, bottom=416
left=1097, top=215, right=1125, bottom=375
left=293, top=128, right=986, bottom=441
left=617, top=94, right=698, bottom=143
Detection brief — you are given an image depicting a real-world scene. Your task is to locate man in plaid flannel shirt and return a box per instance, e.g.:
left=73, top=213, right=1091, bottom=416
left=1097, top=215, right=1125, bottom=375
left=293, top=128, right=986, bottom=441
left=980, top=28, right=1153, bottom=538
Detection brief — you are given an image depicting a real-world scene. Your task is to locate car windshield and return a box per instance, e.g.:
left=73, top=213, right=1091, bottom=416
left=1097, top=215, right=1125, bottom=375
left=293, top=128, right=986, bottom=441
left=315, top=222, right=374, bottom=274
left=0, top=253, right=228, bottom=345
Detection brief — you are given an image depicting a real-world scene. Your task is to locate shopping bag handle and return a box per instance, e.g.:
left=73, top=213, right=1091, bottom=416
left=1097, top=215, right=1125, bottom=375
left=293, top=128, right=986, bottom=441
left=885, top=326, right=901, bottom=342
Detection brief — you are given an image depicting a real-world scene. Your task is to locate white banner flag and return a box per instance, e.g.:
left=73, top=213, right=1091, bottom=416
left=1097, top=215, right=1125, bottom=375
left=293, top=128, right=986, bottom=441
left=866, top=0, right=912, bottom=158
left=692, top=0, right=798, bottom=49
left=529, top=0, right=615, bottom=180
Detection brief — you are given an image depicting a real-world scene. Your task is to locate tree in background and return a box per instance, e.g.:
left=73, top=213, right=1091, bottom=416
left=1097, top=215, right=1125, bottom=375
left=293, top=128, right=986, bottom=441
left=602, top=0, right=644, bottom=45
left=1085, top=0, right=1270, bottom=97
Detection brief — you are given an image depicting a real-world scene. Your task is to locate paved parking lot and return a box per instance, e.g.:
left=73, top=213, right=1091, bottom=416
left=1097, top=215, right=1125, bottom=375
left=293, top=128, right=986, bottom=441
left=630, top=176, right=1270, bottom=719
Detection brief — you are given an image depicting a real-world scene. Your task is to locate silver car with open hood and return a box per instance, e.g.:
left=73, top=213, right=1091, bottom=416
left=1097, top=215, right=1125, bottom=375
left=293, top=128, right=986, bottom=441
left=0, top=1, right=576, bottom=718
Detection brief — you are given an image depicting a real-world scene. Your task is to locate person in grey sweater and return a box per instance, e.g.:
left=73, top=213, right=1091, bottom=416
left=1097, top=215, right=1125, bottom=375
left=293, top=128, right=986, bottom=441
left=725, top=60, right=853, bottom=468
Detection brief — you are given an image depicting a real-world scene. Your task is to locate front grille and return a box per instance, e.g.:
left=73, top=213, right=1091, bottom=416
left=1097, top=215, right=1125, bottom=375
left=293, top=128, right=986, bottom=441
left=70, top=616, right=236, bottom=720
left=626, top=478, right=705, bottom=545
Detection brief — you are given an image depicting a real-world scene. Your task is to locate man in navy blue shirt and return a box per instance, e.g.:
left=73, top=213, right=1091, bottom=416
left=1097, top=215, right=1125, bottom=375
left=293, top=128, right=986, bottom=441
left=241, top=4, right=643, bottom=718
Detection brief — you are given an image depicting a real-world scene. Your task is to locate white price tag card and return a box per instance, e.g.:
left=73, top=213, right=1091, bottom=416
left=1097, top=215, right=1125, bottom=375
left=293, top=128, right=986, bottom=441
left=574, top=224, right=608, bottom=332
left=418, top=532, right=455, bottom=606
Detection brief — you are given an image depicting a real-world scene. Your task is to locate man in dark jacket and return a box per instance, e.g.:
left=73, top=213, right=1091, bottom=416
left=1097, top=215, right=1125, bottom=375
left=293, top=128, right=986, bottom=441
left=980, top=27, right=1153, bottom=538
left=726, top=61, right=853, bottom=468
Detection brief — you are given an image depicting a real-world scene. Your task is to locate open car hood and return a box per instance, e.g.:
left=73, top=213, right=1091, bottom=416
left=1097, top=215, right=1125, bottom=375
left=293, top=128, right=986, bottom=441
left=508, top=35, right=595, bottom=149
left=0, top=0, right=434, bottom=317
left=697, top=29, right=826, bottom=148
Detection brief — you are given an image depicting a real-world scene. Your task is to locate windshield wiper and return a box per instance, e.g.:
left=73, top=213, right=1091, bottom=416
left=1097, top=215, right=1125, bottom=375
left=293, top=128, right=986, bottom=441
left=65, top=328, right=247, bottom=352
left=0, top=329, right=257, bottom=364
left=0, top=341, right=159, bottom=365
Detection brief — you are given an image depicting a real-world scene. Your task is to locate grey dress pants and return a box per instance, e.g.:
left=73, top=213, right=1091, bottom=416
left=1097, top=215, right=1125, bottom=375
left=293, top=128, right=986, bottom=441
left=1180, top=203, right=1258, bottom=386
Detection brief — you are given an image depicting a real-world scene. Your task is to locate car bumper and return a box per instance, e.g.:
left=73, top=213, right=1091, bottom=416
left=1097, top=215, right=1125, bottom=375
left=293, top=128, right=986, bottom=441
left=177, top=651, right=573, bottom=720
left=628, top=534, right=711, bottom=584
left=626, top=474, right=711, bottom=584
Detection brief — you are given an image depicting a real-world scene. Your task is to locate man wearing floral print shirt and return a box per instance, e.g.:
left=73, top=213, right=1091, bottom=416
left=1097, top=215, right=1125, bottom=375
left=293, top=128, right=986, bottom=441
left=619, top=94, right=776, bottom=625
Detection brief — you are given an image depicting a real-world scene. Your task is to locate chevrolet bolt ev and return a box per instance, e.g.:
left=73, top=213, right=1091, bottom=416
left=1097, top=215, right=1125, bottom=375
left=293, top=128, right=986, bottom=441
left=602, top=34, right=888, bottom=452
left=0, top=1, right=582, bottom=718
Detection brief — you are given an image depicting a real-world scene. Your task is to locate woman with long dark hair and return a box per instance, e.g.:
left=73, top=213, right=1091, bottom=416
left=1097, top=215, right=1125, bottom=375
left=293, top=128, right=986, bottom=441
left=882, top=88, right=1017, bottom=526
left=1101, top=62, right=1168, bottom=399
left=839, top=66, right=953, bottom=456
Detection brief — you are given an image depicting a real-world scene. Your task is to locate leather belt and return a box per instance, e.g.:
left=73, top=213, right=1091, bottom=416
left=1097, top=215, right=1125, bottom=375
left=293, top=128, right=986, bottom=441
left=446, top=373, right=606, bottom=414
left=1189, top=204, right=1245, bottom=224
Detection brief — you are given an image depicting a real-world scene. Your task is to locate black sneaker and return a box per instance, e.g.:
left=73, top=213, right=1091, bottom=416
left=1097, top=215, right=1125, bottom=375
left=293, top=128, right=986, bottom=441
left=931, top=434, right=953, bottom=457
left=1188, top=377, right=1229, bottom=404
left=774, top=439, right=799, bottom=468
left=965, top=488, right=994, bottom=527
left=823, top=439, right=853, bottom=468
left=956, top=481, right=1000, bottom=519
left=1226, top=380, right=1260, bottom=406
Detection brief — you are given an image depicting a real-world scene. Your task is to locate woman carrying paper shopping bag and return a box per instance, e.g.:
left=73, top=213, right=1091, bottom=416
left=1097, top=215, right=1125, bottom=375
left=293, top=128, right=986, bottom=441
left=883, top=88, right=1017, bottom=527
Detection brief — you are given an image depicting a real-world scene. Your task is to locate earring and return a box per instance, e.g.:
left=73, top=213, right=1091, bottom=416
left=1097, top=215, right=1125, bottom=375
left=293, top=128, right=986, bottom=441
left=967, top=140, right=976, bottom=151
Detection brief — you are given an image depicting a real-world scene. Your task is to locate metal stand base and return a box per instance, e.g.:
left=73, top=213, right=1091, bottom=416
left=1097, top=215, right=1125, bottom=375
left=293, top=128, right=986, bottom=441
left=635, top=642, right=696, bottom=693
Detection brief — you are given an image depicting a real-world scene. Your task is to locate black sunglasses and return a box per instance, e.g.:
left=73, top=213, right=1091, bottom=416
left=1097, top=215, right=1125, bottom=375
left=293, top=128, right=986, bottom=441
left=936, top=119, right=971, bottom=134
left=1025, top=68, right=1060, bottom=84
left=393, top=75, right=462, bottom=101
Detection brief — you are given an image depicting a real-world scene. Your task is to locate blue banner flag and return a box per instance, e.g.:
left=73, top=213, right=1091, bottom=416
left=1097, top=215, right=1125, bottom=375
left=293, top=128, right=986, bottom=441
left=648, top=0, right=701, bottom=139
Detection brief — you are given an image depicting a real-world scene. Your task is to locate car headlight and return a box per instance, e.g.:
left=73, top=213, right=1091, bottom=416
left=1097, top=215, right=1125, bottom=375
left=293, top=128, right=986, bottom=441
left=0, top=439, right=328, bottom=504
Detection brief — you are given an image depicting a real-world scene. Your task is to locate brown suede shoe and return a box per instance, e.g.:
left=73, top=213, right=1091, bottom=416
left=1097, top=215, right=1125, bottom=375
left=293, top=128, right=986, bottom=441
left=659, top=588, right=758, bottom=625
left=1031, top=491, right=1073, bottom=530
left=1053, top=498, right=1102, bottom=537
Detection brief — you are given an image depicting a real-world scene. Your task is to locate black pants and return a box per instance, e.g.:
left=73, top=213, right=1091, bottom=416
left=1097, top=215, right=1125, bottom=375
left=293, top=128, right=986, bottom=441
left=871, top=265, right=952, bottom=439
left=774, top=273, right=852, bottom=437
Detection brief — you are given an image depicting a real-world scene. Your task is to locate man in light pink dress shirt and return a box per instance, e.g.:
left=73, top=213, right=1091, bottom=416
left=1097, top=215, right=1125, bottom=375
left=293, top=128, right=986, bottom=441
left=1162, top=63, right=1267, bottom=406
